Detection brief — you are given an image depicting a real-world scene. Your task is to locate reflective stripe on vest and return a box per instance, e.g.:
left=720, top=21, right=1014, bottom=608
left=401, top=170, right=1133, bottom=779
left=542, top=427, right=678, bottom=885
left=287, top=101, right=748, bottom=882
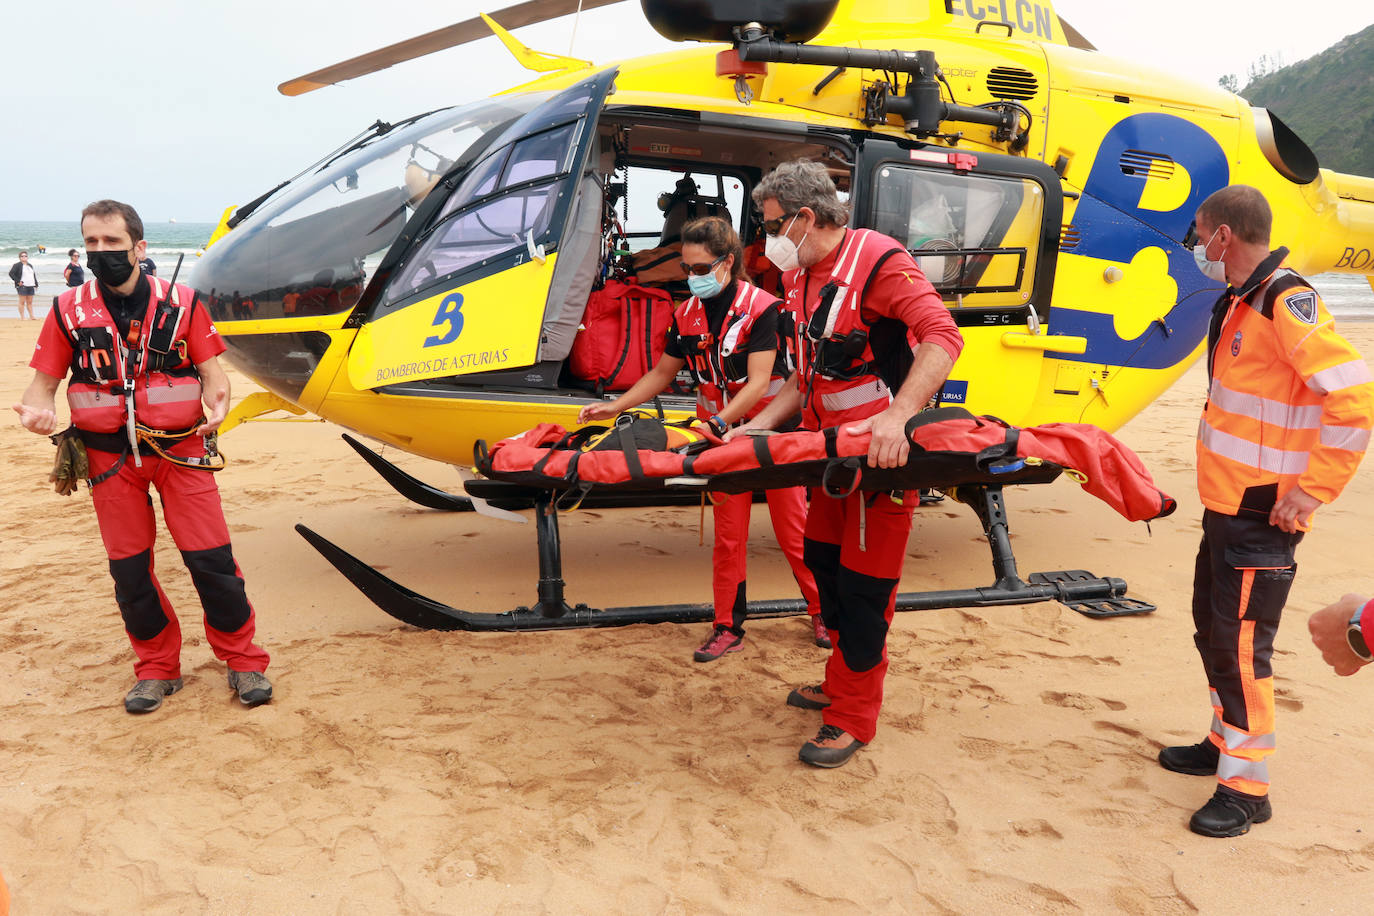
left=697, top=376, right=785, bottom=417
left=143, top=382, right=203, bottom=406
left=820, top=378, right=891, bottom=414
left=1307, top=359, right=1373, bottom=395
left=1208, top=380, right=1323, bottom=432
left=1208, top=379, right=1371, bottom=454
left=1198, top=422, right=1310, bottom=476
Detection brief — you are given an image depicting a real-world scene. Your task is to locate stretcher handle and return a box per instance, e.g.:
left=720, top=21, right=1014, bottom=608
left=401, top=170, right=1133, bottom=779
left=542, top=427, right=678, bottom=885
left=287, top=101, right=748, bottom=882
left=820, top=457, right=862, bottom=499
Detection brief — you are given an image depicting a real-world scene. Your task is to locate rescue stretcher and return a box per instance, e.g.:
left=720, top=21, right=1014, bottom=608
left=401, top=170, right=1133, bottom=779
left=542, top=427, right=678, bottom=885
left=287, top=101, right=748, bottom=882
left=297, top=408, right=1174, bottom=631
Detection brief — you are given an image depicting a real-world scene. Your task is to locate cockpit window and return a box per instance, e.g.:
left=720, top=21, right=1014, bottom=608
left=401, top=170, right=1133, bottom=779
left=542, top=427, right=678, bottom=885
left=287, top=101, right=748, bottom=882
left=382, top=75, right=609, bottom=308
left=383, top=122, right=580, bottom=301
left=870, top=165, right=1043, bottom=308
left=191, top=93, right=552, bottom=323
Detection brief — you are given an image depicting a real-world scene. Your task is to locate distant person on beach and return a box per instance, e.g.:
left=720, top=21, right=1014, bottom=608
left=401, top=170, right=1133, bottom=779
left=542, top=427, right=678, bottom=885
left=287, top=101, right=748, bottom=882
left=1309, top=593, right=1374, bottom=675
left=725, top=160, right=963, bottom=769
left=63, top=249, right=84, bottom=287
left=11, top=198, right=273, bottom=715
left=1157, top=184, right=1374, bottom=838
left=138, top=254, right=156, bottom=277
left=9, top=250, right=37, bottom=319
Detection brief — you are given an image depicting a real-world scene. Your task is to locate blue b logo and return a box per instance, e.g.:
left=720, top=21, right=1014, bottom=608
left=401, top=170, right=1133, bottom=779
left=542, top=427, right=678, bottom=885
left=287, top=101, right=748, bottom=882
left=424, top=293, right=464, bottom=348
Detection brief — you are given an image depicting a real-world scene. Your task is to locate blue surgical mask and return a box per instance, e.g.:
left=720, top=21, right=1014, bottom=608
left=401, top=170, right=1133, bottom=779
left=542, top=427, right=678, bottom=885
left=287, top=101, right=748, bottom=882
left=1193, top=228, right=1228, bottom=283
left=688, top=270, right=725, bottom=300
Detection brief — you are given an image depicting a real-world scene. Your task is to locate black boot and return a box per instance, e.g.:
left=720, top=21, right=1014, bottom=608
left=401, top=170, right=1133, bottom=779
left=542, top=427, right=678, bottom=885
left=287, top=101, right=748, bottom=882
left=1189, top=787, right=1272, bottom=837
left=1158, top=739, right=1220, bottom=775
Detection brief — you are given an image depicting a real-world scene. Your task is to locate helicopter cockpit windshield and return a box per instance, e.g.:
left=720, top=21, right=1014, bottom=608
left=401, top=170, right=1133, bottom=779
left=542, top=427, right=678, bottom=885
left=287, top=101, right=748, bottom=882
left=191, top=93, right=554, bottom=325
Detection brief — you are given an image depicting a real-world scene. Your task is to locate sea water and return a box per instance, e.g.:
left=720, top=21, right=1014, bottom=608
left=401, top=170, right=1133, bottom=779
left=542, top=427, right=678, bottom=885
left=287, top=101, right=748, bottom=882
left=0, top=220, right=215, bottom=317
left=2, top=218, right=1372, bottom=321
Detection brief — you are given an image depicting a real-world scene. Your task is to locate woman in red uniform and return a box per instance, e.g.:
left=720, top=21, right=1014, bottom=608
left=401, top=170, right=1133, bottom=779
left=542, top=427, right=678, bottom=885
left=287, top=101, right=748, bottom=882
left=577, top=216, right=823, bottom=660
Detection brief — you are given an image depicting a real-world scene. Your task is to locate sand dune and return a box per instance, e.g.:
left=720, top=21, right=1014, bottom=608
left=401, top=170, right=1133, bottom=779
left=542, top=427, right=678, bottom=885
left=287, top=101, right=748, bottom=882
left=4, top=319, right=1374, bottom=913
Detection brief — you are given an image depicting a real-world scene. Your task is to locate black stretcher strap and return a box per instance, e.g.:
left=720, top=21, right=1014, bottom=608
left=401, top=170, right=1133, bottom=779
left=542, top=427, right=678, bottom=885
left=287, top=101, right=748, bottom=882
left=617, top=423, right=646, bottom=480
left=751, top=435, right=774, bottom=468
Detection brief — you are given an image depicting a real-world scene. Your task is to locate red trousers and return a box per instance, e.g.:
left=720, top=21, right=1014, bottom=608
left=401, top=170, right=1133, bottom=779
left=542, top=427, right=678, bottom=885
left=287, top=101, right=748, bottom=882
left=710, top=485, right=820, bottom=630
left=802, top=487, right=915, bottom=744
left=88, top=445, right=270, bottom=680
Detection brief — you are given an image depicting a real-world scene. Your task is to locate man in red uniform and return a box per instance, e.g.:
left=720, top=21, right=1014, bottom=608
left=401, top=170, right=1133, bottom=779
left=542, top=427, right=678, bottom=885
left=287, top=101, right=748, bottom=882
left=730, top=160, right=963, bottom=767
left=12, top=199, right=272, bottom=714
left=1159, top=185, right=1373, bottom=835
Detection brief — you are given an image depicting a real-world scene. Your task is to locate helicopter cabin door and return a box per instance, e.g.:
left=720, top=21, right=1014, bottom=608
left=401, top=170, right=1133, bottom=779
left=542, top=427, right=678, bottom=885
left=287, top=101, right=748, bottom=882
left=851, top=139, right=1066, bottom=423
left=346, top=67, right=619, bottom=392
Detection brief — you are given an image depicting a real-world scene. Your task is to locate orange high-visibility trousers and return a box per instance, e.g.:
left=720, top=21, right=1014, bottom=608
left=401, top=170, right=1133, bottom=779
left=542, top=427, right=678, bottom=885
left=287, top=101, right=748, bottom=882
left=1190, top=510, right=1302, bottom=796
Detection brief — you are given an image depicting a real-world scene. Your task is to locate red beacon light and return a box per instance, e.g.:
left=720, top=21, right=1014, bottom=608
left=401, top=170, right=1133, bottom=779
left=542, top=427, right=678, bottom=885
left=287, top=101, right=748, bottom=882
left=715, top=49, right=769, bottom=104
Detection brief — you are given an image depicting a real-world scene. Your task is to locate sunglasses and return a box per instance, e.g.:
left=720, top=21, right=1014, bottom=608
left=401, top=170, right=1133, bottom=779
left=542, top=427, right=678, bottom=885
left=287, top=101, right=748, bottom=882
left=679, top=254, right=725, bottom=276
left=1182, top=219, right=1200, bottom=251
left=760, top=212, right=800, bottom=237
left=1182, top=219, right=1221, bottom=251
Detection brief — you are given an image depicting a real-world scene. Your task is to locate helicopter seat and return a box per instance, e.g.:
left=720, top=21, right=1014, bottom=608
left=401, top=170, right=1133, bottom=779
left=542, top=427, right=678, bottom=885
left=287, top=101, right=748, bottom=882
left=657, top=175, right=730, bottom=247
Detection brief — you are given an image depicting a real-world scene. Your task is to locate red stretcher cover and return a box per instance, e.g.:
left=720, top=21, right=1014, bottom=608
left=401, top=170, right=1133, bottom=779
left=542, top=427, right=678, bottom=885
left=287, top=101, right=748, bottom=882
left=476, top=407, right=1176, bottom=523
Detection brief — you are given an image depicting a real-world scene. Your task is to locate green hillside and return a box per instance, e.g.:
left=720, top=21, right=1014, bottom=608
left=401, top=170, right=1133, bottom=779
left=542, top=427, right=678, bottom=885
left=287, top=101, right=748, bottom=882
left=1240, top=23, right=1374, bottom=178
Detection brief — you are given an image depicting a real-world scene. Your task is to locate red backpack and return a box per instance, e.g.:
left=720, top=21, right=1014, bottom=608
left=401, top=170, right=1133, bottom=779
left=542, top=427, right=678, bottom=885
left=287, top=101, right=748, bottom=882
left=568, top=280, right=674, bottom=393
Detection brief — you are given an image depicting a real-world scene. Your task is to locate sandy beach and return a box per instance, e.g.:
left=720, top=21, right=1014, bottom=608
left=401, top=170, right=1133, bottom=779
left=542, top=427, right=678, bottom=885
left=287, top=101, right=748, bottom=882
left=3, top=317, right=1374, bottom=913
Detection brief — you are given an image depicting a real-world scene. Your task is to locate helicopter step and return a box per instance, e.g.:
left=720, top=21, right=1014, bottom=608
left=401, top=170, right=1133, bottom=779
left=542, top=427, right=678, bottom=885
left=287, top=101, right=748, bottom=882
left=342, top=432, right=760, bottom=513
left=296, top=482, right=1153, bottom=632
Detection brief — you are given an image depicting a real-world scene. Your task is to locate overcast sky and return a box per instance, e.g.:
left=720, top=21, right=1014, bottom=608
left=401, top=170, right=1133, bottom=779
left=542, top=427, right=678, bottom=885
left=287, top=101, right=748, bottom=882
left=0, top=0, right=1364, bottom=223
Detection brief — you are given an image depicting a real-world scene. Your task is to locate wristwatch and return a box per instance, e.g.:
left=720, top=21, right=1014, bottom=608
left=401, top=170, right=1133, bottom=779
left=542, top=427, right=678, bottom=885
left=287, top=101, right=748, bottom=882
left=1346, top=600, right=1374, bottom=663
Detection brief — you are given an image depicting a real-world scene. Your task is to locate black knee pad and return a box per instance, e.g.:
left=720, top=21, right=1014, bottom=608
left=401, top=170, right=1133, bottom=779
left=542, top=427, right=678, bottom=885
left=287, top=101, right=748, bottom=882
left=833, top=565, right=899, bottom=672
left=180, top=545, right=252, bottom=633
left=803, top=538, right=842, bottom=628
left=109, top=550, right=170, bottom=641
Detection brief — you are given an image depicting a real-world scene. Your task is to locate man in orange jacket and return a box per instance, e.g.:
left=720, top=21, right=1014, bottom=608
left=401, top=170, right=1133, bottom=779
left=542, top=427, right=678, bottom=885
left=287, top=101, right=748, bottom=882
left=1158, top=185, right=1374, bottom=837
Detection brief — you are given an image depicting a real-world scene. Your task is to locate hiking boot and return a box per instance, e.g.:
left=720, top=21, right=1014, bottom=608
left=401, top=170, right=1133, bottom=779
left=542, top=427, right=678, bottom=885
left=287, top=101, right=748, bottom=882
left=228, top=669, right=273, bottom=707
left=1189, top=788, right=1272, bottom=838
left=811, top=615, right=832, bottom=649
left=786, top=684, right=832, bottom=710
left=1159, top=739, right=1220, bottom=775
left=693, top=627, right=743, bottom=662
left=124, top=678, right=183, bottom=714
left=799, top=724, right=865, bottom=768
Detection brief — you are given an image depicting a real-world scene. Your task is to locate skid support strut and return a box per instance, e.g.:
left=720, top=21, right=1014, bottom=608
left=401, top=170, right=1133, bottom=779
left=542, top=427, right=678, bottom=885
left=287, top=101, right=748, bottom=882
left=297, top=483, right=1153, bottom=631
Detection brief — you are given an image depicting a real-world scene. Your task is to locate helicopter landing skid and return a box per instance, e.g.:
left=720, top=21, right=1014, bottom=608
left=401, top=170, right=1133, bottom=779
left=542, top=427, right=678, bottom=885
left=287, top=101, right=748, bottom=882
left=296, top=483, right=1154, bottom=631
left=341, top=433, right=747, bottom=513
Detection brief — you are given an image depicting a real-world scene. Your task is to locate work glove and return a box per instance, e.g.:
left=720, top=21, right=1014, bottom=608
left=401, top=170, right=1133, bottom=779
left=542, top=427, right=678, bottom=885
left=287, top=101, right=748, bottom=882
left=48, top=427, right=89, bottom=496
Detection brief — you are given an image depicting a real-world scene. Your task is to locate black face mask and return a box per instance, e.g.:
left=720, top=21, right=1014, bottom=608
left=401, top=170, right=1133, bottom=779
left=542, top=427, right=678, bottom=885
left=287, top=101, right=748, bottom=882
left=88, top=249, right=136, bottom=287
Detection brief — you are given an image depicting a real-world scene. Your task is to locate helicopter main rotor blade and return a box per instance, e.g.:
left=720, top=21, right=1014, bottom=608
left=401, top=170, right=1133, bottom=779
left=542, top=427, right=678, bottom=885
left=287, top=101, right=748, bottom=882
left=279, top=0, right=626, bottom=95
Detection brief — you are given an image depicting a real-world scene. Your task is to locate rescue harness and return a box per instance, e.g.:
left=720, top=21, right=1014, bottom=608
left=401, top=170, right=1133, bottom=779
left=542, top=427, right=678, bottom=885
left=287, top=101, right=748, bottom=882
left=794, top=229, right=914, bottom=400
left=50, top=257, right=226, bottom=491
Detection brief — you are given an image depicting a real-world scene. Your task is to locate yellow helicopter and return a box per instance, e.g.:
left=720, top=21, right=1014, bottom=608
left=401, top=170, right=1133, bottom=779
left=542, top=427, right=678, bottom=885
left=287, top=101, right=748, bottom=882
left=192, top=0, right=1374, bottom=629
